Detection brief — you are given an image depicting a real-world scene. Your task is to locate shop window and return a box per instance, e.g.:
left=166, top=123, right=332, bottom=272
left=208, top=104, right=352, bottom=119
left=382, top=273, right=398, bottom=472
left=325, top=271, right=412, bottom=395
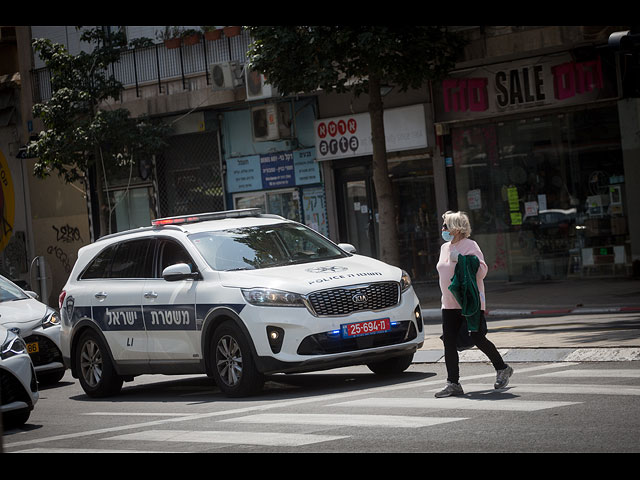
left=452, top=106, right=626, bottom=281
left=390, top=159, right=440, bottom=282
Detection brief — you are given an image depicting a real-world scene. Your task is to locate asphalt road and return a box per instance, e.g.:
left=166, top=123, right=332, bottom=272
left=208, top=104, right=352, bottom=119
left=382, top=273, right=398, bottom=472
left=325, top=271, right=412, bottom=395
left=3, top=360, right=640, bottom=453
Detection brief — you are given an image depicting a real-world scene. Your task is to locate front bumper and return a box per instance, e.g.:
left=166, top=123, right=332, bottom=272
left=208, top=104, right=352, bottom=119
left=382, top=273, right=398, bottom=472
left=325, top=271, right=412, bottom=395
left=240, top=288, right=424, bottom=374
left=0, top=354, right=39, bottom=413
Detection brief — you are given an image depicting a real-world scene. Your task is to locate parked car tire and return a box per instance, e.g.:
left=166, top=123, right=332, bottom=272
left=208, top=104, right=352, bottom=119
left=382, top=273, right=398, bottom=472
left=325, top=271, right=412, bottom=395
left=210, top=321, right=264, bottom=397
left=2, top=408, right=31, bottom=429
left=75, top=330, right=123, bottom=397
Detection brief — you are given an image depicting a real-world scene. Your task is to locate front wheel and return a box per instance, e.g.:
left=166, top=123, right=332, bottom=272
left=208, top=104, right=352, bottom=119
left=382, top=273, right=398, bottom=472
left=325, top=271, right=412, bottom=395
left=367, top=353, right=414, bottom=375
left=210, top=321, right=264, bottom=397
left=75, top=330, right=123, bottom=397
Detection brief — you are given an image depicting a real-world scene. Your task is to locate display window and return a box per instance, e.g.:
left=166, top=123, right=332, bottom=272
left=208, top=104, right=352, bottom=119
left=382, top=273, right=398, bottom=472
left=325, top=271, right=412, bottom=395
left=450, top=106, right=627, bottom=280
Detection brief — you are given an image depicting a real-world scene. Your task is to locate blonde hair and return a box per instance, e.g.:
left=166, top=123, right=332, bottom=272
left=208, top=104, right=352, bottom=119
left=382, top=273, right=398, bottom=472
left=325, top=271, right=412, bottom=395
left=442, top=210, right=472, bottom=238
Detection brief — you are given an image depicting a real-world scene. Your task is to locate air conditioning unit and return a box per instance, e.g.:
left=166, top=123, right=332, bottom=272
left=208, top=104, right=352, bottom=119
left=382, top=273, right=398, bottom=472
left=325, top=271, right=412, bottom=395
left=251, top=103, right=291, bottom=142
left=245, top=67, right=278, bottom=100
left=210, top=62, right=243, bottom=90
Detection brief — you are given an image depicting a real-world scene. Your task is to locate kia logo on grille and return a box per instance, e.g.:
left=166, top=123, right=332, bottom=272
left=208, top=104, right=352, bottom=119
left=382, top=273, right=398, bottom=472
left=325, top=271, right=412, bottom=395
left=352, top=293, right=368, bottom=304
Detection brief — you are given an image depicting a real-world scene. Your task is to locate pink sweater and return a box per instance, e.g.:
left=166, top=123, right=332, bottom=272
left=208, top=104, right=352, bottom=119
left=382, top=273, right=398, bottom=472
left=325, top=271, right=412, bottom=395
left=436, top=238, right=488, bottom=311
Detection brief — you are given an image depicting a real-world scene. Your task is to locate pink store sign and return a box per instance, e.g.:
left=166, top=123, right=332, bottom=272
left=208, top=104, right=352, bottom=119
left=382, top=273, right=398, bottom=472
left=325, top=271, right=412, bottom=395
left=434, top=53, right=617, bottom=122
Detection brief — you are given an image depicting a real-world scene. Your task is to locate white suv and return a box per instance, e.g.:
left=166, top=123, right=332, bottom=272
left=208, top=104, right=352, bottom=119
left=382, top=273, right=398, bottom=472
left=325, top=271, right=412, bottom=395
left=60, top=209, right=424, bottom=397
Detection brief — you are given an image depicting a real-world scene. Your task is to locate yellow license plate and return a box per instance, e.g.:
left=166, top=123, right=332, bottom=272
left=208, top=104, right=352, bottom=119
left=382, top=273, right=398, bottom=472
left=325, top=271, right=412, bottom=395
left=27, top=342, right=39, bottom=354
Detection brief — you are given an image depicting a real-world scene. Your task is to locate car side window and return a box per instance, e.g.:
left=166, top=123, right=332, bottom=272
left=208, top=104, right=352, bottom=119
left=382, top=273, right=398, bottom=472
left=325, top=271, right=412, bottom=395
left=157, top=240, right=195, bottom=277
left=80, top=245, right=116, bottom=279
left=109, top=239, right=154, bottom=279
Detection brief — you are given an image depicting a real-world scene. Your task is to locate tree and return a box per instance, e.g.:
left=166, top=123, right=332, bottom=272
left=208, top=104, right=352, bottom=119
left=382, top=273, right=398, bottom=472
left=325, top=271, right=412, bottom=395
left=246, top=26, right=465, bottom=266
left=27, top=26, right=169, bottom=237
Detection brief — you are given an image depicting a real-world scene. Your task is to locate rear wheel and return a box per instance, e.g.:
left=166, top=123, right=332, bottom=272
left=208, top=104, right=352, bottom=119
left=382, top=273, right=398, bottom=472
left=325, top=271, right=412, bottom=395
left=210, top=321, right=264, bottom=397
left=75, top=330, right=123, bottom=397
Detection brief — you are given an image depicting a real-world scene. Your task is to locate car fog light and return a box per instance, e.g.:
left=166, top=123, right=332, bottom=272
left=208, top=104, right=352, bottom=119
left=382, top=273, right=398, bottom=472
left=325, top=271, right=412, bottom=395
left=414, top=306, right=423, bottom=332
left=266, top=326, right=284, bottom=354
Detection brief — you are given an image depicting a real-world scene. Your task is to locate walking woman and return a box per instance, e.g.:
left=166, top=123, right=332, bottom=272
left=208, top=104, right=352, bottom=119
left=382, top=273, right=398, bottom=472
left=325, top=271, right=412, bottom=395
left=435, top=210, right=513, bottom=398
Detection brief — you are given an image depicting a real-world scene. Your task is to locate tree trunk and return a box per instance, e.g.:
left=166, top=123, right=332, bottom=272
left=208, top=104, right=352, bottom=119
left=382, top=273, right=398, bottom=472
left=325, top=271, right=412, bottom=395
left=367, top=73, right=400, bottom=267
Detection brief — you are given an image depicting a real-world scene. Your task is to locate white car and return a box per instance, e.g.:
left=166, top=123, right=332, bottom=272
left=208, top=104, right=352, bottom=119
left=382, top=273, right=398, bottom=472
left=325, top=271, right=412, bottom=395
left=0, top=275, right=66, bottom=385
left=60, top=209, right=424, bottom=397
left=1, top=325, right=39, bottom=428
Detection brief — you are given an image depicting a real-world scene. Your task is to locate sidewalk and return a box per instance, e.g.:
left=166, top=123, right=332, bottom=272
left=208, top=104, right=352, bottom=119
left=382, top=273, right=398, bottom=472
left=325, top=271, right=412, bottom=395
left=412, top=277, right=640, bottom=363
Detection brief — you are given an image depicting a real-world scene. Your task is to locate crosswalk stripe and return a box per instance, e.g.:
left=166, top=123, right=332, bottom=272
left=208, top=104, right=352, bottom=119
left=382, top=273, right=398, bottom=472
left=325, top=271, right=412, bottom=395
left=534, top=369, right=640, bottom=378
left=330, top=397, right=581, bottom=412
left=104, top=429, right=348, bottom=447
left=462, top=383, right=640, bottom=396
left=221, top=413, right=467, bottom=428
left=12, top=448, right=167, bottom=454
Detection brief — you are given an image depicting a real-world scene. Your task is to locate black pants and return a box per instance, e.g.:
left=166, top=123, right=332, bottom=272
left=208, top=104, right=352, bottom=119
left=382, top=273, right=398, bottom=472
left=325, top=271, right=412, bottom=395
left=442, top=309, right=506, bottom=384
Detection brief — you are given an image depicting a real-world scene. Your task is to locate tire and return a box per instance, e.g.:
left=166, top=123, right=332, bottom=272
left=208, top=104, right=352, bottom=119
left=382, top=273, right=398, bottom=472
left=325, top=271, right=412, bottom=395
left=2, top=409, right=31, bottom=429
left=210, top=321, right=264, bottom=397
left=367, top=353, right=414, bottom=375
left=75, top=330, right=123, bottom=397
left=36, top=368, right=65, bottom=386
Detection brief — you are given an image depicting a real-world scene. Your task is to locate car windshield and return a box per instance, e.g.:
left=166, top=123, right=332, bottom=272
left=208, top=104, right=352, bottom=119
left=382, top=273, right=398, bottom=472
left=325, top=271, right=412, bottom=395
left=189, top=223, right=348, bottom=271
left=0, top=275, right=29, bottom=302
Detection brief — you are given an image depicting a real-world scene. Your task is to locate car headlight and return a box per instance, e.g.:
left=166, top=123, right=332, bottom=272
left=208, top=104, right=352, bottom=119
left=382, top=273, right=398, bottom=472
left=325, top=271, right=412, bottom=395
left=400, top=270, right=412, bottom=292
left=41, top=308, right=61, bottom=329
left=241, top=288, right=306, bottom=307
left=1, top=330, right=27, bottom=360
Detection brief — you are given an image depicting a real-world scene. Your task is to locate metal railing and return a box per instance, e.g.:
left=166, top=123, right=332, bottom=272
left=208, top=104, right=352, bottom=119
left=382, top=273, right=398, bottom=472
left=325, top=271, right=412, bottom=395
left=30, top=30, right=252, bottom=104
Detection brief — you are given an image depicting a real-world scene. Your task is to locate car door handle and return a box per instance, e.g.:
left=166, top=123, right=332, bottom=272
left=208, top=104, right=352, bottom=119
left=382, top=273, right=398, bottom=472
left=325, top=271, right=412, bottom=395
left=144, top=291, right=158, bottom=299
left=94, top=292, right=108, bottom=300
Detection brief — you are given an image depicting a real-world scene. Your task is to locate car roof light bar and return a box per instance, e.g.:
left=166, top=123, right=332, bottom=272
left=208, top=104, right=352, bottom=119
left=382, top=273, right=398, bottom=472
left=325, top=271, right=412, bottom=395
left=151, top=208, right=262, bottom=226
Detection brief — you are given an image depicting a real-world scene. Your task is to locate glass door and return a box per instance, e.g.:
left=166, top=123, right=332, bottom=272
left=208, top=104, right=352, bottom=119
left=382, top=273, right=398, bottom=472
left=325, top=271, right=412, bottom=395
left=334, top=161, right=378, bottom=257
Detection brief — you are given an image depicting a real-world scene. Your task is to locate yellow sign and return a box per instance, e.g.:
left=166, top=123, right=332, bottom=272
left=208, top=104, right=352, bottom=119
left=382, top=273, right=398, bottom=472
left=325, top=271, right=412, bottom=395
left=0, top=149, right=15, bottom=252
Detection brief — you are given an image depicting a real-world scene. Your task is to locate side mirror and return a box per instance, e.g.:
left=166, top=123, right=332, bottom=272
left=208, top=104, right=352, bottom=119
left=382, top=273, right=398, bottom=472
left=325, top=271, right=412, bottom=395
left=162, top=263, right=200, bottom=281
left=338, top=243, right=357, bottom=254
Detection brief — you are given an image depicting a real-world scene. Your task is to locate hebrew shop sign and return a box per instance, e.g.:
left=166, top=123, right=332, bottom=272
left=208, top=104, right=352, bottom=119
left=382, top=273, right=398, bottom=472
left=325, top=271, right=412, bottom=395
left=434, top=53, right=618, bottom=122
left=314, top=104, right=428, bottom=161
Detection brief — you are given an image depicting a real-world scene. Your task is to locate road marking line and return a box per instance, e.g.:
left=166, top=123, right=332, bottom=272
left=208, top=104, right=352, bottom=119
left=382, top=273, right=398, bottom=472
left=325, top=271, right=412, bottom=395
left=461, top=383, right=640, bottom=396
left=330, top=397, right=581, bottom=412
left=103, top=429, right=348, bottom=447
left=11, top=448, right=170, bottom=454
left=534, top=369, right=640, bottom=378
left=83, top=412, right=193, bottom=417
left=3, top=362, right=576, bottom=449
left=221, top=413, right=467, bottom=428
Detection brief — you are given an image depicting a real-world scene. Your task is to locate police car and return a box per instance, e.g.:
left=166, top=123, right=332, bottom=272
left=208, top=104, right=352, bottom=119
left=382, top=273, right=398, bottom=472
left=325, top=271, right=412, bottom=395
left=60, top=209, right=424, bottom=397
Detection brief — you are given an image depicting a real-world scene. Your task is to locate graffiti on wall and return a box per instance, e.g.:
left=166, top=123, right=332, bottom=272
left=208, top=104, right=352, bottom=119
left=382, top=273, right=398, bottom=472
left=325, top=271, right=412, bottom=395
left=47, top=223, right=84, bottom=274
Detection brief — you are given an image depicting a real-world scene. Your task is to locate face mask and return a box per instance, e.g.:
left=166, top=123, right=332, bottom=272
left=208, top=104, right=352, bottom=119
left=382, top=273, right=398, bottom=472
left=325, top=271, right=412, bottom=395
left=441, top=230, right=453, bottom=242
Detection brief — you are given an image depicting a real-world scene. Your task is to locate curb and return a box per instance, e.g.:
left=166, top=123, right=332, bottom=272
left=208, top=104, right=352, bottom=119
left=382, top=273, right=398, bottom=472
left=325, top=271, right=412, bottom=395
left=413, top=347, right=640, bottom=364
left=421, top=306, right=640, bottom=319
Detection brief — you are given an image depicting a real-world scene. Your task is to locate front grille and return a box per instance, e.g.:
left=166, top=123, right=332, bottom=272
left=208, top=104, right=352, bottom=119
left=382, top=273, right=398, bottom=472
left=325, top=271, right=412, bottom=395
left=307, top=282, right=400, bottom=316
left=23, top=335, right=63, bottom=367
left=0, top=368, right=31, bottom=405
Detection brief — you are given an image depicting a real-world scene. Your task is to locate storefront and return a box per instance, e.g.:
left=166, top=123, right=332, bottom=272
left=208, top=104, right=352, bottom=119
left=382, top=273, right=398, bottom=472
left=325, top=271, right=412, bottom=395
left=433, top=50, right=629, bottom=281
left=315, top=104, right=442, bottom=281
left=222, top=98, right=329, bottom=237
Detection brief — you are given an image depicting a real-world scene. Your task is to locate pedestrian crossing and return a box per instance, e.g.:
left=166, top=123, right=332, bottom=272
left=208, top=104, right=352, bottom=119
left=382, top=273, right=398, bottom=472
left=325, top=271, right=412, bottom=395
left=7, top=364, right=640, bottom=452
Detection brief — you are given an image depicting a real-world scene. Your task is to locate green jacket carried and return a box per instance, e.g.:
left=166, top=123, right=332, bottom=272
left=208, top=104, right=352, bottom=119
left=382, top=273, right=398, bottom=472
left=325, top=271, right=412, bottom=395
left=448, top=254, right=483, bottom=332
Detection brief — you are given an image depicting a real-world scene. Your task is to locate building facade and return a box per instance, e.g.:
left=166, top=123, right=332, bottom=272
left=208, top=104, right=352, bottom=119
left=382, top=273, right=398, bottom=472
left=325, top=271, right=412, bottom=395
left=4, top=25, right=638, bottom=307
left=431, top=26, right=637, bottom=281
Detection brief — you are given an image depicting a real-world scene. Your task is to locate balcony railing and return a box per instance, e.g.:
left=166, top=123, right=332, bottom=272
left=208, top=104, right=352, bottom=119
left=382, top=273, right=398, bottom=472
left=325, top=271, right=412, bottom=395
left=30, top=30, right=252, bottom=104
